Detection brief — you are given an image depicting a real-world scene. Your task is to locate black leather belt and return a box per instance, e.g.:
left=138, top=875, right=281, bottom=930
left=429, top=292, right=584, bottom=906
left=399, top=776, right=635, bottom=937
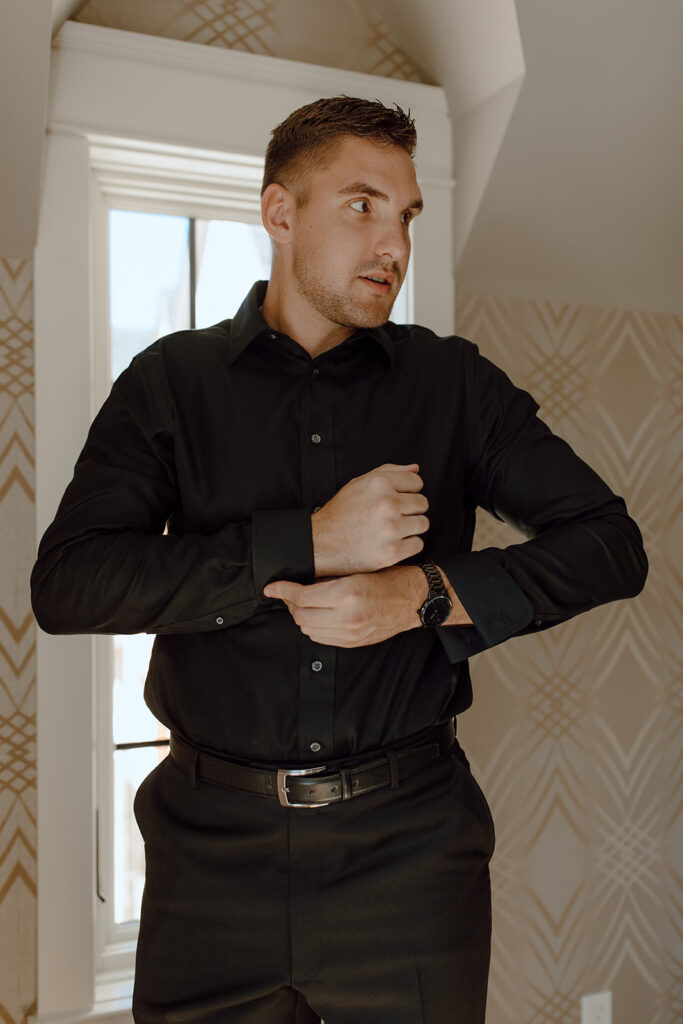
left=169, top=720, right=456, bottom=808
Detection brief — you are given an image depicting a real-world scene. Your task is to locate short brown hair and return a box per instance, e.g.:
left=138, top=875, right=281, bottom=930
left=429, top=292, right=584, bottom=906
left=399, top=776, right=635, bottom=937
left=262, top=95, right=417, bottom=199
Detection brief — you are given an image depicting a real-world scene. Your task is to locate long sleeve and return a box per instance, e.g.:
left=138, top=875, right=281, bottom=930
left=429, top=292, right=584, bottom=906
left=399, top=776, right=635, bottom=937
left=436, top=344, right=648, bottom=662
left=31, top=345, right=314, bottom=635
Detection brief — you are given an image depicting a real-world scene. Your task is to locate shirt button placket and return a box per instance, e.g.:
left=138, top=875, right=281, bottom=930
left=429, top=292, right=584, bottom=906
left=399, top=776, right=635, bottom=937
left=298, top=362, right=337, bottom=761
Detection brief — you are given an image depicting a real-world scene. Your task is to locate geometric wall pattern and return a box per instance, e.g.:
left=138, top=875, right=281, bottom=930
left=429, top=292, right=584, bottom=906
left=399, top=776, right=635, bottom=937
left=0, top=257, right=36, bottom=1024
left=455, top=292, right=682, bottom=1024
left=74, top=0, right=427, bottom=82
left=3, top=3, right=679, bottom=1020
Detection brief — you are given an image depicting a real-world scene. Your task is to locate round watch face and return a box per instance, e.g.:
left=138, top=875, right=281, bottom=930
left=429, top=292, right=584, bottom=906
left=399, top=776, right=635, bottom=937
left=422, top=594, right=452, bottom=628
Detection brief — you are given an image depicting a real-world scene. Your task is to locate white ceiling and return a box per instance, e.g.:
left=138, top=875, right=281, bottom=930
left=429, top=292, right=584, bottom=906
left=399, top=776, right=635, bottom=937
left=455, top=0, right=683, bottom=313
left=1, top=0, right=681, bottom=314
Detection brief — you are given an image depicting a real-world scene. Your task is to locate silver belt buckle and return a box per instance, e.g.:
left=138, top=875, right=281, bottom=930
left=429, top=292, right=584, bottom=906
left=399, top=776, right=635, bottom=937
left=277, top=765, right=330, bottom=808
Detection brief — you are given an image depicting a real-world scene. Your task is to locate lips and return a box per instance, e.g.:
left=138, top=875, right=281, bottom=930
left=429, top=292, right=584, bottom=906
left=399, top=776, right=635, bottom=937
left=359, top=272, right=394, bottom=294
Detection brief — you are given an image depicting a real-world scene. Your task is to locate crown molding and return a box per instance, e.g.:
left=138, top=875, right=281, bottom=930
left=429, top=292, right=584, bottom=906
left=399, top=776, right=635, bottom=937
left=53, top=21, right=449, bottom=113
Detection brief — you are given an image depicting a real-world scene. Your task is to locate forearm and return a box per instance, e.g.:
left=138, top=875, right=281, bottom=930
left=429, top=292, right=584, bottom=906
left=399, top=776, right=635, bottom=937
left=32, top=503, right=314, bottom=637
left=31, top=525, right=256, bottom=635
left=436, top=499, right=647, bottom=662
left=402, top=565, right=473, bottom=628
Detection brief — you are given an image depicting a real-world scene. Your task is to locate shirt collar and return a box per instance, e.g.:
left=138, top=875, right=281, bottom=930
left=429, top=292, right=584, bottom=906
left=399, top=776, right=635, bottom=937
left=226, top=280, right=395, bottom=367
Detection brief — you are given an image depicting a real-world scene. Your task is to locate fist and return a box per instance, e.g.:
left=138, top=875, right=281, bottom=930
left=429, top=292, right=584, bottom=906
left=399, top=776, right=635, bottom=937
left=312, top=463, right=429, bottom=576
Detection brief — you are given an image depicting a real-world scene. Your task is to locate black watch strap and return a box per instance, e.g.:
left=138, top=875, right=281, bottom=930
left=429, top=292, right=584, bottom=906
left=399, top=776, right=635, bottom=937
left=418, top=563, right=452, bottom=628
left=419, top=563, right=447, bottom=596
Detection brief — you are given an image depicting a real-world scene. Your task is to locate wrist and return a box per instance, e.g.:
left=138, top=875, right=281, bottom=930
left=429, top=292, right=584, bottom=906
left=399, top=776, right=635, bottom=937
left=432, top=564, right=472, bottom=627
left=391, top=565, right=429, bottom=630
left=311, top=509, right=342, bottom=577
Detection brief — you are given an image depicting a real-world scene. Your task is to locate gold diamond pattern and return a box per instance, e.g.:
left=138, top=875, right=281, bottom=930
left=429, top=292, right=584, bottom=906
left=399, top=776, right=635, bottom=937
left=458, top=290, right=681, bottom=1023
left=0, top=318, right=33, bottom=399
left=169, top=0, right=279, bottom=53
left=0, top=257, right=36, bottom=1024
left=0, top=712, right=36, bottom=796
left=75, top=0, right=426, bottom=81
left=527, top=350, right=587, bottom=422
left=527, top=671, right=585, bottom=740
left=1, top=7, right=680, bottom=1021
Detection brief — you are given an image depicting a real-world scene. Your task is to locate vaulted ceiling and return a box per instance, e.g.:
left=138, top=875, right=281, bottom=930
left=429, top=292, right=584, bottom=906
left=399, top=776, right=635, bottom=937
left=2, top=0, right=681, bottom=313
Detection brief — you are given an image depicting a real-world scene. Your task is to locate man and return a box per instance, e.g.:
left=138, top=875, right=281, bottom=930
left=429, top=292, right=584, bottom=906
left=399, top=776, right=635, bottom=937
left=31, top=97, right=647, bottom=1024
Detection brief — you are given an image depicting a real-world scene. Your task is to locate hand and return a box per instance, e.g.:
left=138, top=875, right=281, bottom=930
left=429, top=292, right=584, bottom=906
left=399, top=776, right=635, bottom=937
left=263, top=566, right=428, bottom=647
left=312, top=463, right=429, bottom=576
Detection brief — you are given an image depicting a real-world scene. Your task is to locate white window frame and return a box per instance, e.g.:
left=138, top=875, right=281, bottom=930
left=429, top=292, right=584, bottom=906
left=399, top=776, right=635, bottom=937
left=93, top=144, right=277, bottom=979
left=34, top=22, right=454, bottom=1023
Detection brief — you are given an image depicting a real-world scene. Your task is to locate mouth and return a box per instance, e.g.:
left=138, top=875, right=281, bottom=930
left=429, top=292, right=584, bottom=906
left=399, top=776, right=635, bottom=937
left=359, top=273, right=394, bottom=295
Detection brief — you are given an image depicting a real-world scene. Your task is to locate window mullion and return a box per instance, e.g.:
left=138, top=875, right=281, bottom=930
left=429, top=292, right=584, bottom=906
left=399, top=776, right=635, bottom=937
left=189, top=217, right=197, bottom=329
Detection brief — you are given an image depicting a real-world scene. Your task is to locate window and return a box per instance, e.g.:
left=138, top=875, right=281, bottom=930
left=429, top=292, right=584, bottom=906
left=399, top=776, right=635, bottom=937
left=105, top=209, right=275, bottom=931
left=104, top=203, right=410, bottom=930
left=34, top=23, right=452, bottom=1022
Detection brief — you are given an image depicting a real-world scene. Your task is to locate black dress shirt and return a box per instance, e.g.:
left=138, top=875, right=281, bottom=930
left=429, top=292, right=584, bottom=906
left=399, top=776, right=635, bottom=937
left=31, top=281, right=647, bottom=764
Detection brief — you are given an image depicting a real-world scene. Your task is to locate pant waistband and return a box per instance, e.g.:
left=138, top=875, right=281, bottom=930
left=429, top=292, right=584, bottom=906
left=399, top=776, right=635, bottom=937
left=169, top=720, right=456, bottom=808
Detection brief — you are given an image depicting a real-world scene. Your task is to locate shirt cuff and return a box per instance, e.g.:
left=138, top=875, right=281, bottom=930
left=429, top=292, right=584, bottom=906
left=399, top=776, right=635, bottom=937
left=436, top=549, right=534, bottom=661
left=251, top=508, right=315, bottom=598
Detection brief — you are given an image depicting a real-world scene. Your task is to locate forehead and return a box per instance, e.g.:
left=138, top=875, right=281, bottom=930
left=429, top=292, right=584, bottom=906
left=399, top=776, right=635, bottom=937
left=312, top=135, right=421, bottom=202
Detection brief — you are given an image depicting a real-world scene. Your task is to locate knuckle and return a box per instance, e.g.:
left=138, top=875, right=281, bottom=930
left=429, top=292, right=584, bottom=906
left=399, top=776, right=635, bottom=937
left=386, top=541, right=402, bottom=562
left=376, top=497, right=394, bottom=518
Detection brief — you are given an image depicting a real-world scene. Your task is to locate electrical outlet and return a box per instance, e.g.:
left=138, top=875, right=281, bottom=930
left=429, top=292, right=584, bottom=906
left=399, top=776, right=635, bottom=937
left=581, top=990, right=612, bottom=1024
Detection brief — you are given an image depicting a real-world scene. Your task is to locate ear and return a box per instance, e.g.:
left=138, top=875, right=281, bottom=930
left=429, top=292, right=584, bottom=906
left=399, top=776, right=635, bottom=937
left=261, top=183, right=295, bottom=245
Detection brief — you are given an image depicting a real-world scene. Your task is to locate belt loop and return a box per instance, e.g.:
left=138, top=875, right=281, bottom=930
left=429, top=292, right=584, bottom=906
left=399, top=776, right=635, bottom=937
left=340, top=768, right=353, bottom=801
left=384, top=749, right=400, bottom=790
left=188, top=750, right=199, bottom=789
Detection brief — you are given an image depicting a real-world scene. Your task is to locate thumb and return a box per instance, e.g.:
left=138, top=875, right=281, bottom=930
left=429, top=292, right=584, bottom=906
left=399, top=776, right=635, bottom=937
left=263, top=580, right=300, bottom=601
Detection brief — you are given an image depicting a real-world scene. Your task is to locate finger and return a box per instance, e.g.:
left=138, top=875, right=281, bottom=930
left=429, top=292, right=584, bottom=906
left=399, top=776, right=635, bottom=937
left=400, top=514, right=430, bottom=538
left=386, top=469, right=424, bottom=493
left=291, top=606, right=340, bottom=628
left=263, top=580, right=304, bottom=602
left=288, top=578, right=344, bottom=608
left=400, top=535, right=426, bottom=559
left=265, top=578, right=340, bottom=608
left=398, top=493, right=429, bottom=515
left=374, top=463, right=419, bottom=472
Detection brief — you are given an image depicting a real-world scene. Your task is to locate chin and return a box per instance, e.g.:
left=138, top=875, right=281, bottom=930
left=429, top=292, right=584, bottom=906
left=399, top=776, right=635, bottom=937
left=348, top=298, right=394, bottom=329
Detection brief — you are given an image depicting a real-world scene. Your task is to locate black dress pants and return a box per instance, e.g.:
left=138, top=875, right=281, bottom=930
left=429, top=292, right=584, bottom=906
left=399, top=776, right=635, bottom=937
left=132, top=745, right=494, bottom=1023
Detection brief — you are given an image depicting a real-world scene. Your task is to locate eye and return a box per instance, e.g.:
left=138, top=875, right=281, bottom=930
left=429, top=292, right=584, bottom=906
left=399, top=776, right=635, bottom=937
left=401, top=210, right=413, bottom=225
left=349, top=199, right=370, bottom=213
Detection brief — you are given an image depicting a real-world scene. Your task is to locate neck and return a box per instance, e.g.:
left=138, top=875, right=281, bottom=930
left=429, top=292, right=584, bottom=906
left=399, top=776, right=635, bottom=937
left=261, top=265, right=354, bottom=359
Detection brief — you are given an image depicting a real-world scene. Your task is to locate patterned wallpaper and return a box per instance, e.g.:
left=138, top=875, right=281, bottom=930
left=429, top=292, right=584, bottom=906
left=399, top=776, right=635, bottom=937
left=0, top=258, right=36, bottom=1024
left=74, top=0, right=428, bottom=82
left=1, top=3, right=680, bottom=1022
left=456, top=293, right=682, bottom=1024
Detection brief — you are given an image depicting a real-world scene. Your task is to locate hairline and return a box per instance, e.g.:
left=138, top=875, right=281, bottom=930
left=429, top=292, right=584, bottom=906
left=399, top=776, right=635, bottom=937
left=273, top=134, right=417, bottom=207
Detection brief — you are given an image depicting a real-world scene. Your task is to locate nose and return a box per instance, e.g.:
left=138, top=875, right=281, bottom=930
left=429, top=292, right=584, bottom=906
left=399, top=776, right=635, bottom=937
left=373, top=217, right=410, bottom=266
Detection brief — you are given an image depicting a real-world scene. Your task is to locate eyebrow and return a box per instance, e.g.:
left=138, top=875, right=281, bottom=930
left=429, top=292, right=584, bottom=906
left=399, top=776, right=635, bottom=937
left=338, top=181, right=424, bottom=212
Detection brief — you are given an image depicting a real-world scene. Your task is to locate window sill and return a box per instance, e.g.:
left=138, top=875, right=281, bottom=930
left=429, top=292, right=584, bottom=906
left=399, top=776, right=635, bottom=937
left=29, top=970, right=134, bottom=1024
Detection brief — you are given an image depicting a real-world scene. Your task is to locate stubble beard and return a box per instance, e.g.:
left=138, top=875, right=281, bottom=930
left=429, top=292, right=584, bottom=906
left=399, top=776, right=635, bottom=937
left=292, top=247, right=396, bottom=330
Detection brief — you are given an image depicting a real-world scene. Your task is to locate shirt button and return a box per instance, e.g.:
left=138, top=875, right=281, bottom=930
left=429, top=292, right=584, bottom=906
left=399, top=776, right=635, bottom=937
left=270, top=333, right=277, bottom=340
left=311, top=433, right=322, bottom=444
left=216, top=616, right=224, bottom=625
left=310, top=741, right=322, bottom=753
left=312, top=368, right=320, bottom=377
left=311, top=660, right=323, bottom=672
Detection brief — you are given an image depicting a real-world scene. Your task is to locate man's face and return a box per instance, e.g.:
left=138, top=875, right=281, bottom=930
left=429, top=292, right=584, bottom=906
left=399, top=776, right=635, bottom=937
left=287, top=135, right=423, bottom=331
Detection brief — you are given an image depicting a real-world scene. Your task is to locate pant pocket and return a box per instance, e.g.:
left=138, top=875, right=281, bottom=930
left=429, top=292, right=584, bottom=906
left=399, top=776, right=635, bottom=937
left=453, top=755, right=496, bottom=861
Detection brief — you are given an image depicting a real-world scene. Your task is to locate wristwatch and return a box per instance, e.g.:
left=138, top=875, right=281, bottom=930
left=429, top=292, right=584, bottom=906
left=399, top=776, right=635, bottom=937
left=418, top=563, right=452, bottom=627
